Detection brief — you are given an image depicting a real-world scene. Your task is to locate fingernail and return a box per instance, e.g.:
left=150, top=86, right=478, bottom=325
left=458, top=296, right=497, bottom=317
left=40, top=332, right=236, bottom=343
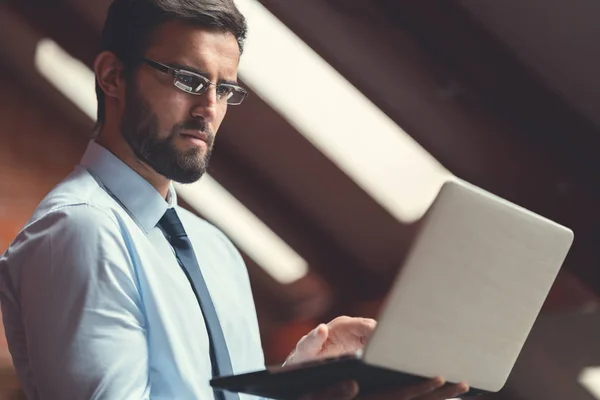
left=313, top=324, right=324, bottom=337
left=456, top=382, right=470, bottom=394
left=432, top=377, right=445, bottom=388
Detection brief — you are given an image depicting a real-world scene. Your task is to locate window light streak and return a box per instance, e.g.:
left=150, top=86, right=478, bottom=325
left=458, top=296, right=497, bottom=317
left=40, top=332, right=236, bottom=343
left=35, top=39, right=97, bottom=120
left=34, top=38, right=307, bottom=284
left=176, top=179, right=309, bottom=283
left=579, top=366, right=600, bottom=399
left=235, top=0, right=453, bottom=223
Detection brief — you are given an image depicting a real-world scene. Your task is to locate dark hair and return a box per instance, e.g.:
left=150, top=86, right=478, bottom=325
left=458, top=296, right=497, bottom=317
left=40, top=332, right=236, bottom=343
left=95, top=0, right=247, bottom=124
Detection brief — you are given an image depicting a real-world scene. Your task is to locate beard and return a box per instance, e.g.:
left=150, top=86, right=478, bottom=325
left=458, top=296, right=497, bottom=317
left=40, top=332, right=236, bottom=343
left=120, top=82, right=215, bottom=184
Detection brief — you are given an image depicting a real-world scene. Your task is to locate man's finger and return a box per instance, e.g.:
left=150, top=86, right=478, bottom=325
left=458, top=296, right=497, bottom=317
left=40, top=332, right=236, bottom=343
left=294, top=323, right=329, bottom=354
left=328, top=316, right=377, bottom=340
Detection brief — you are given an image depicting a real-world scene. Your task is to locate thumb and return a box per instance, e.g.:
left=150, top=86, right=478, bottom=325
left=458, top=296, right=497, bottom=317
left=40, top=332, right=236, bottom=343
left=295, top=323, right=329, bottom=356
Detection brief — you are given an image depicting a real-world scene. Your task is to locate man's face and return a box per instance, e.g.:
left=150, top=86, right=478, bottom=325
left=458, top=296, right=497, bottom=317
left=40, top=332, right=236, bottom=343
left=120, top=21, right=241, bottom=183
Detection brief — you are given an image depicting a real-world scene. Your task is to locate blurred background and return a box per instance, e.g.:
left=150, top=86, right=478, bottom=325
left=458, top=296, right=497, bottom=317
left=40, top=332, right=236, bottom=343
left=1, top=0, right=600, bottom=399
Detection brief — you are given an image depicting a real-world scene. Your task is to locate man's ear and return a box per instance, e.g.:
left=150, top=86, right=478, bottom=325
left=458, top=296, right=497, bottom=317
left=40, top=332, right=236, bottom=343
left=94, top=51, right=125, bottom=100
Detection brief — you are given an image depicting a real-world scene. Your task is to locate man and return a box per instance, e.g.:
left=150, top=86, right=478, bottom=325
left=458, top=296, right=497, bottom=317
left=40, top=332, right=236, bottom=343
left=0, top=0, right=469, bottom=399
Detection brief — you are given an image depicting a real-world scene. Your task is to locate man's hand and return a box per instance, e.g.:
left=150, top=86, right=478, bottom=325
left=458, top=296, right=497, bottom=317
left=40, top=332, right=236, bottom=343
left=285, top=316, right=377, bottom=365
left=287, top=316, right=470, bottom=399
left=300, top=377, right=469, bottom=400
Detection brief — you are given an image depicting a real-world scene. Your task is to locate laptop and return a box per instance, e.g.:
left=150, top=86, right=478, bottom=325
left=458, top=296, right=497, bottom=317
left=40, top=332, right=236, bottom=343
left=211, top=178, right=574, bottom=399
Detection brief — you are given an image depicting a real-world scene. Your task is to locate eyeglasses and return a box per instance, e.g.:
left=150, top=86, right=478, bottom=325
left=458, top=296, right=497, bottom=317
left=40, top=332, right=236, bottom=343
left=140, top=58, right=248, bottom=105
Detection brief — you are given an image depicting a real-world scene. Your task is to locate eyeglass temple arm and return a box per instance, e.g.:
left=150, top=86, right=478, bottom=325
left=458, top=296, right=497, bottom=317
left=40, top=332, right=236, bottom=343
left=141, top=58, right=175, bottom=75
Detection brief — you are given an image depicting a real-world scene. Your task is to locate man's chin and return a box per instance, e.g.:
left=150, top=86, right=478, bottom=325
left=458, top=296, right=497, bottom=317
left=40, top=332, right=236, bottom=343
left=170, top=173, right=205, bottom=185
left=166, top=163, right=207, bottom=184
left=159, top=149, right=210, bottom=184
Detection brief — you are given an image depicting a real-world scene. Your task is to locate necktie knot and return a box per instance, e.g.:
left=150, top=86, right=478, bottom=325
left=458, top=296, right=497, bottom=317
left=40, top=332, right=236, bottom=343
left=158, top=208, right=187, bottom=240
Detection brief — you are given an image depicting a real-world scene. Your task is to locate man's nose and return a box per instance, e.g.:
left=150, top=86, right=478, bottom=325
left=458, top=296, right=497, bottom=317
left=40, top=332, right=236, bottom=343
left=190, top=87, right=218, bottom=122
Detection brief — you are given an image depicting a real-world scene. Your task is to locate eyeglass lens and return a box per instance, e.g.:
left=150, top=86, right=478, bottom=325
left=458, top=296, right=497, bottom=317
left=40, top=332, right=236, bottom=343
left=173, top=71, right=245, bottom=105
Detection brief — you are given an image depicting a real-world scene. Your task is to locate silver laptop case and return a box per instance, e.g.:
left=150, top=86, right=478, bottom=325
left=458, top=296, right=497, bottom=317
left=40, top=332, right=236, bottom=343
left=363, top=179, right=574, bottom=392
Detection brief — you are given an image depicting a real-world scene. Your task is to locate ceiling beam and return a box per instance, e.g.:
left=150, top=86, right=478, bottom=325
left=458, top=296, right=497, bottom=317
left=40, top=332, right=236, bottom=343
left=257, top=0, right=600, bottom=298
left=376, top=0, right=600, bottom=300
left=379, top=0, right=600, bottom=187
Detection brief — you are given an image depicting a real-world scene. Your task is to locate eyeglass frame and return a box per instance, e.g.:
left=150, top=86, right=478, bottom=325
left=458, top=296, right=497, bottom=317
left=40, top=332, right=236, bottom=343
left=140, top=57, right=248, bottom=105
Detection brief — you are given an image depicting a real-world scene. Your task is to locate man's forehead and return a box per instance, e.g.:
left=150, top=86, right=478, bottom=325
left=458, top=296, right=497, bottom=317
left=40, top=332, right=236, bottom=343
left=145, top=20, right=240, bottom=70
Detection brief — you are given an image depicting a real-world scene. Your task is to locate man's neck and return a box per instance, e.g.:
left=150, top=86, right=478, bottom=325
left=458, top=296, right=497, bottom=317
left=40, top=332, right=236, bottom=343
left=95, top=126, right=171, bottom=199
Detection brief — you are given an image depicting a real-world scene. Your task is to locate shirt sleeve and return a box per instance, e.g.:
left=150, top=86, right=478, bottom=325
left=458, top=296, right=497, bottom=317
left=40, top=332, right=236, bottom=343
left=2, top=204, right=150, bottom=400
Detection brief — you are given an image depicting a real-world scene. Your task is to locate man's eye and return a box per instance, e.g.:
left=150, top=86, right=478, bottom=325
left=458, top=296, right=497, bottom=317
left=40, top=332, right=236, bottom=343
left=179, top=75, right=193, bottom=85
left=174, top=75, right=194, bottom=92
left=216, top=86, right=234, bottom=96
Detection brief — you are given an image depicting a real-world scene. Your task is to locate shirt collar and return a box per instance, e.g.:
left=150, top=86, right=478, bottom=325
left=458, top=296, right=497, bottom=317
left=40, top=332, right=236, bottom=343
left=80, top=140, right=177, bottom=232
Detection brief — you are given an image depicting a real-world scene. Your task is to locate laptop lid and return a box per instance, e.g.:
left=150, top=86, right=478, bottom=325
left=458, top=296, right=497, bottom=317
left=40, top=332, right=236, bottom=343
left=362, top=179, right=573, bottom=392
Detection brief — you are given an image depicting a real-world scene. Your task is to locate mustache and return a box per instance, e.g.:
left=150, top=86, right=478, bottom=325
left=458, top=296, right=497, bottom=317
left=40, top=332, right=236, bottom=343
left=177, top=119, right=208, bottom=131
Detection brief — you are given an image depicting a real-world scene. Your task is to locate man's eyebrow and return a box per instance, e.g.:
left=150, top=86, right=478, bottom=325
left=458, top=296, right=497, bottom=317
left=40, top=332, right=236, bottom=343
left=169, top=62, right=240, bottom=86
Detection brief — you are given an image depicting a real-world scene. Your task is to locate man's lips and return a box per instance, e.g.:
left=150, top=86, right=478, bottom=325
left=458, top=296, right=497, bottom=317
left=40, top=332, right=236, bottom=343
left=179, top=130, right=208, bottom=142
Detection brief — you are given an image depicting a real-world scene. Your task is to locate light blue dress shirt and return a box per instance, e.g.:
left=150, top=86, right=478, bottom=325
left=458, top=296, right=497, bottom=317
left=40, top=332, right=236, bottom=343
left=0, top=141, right=266, bottom=400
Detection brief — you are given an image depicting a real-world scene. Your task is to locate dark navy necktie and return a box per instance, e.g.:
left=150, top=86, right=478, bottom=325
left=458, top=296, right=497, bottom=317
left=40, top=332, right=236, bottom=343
left=158, top=208, right=239, bottom=400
